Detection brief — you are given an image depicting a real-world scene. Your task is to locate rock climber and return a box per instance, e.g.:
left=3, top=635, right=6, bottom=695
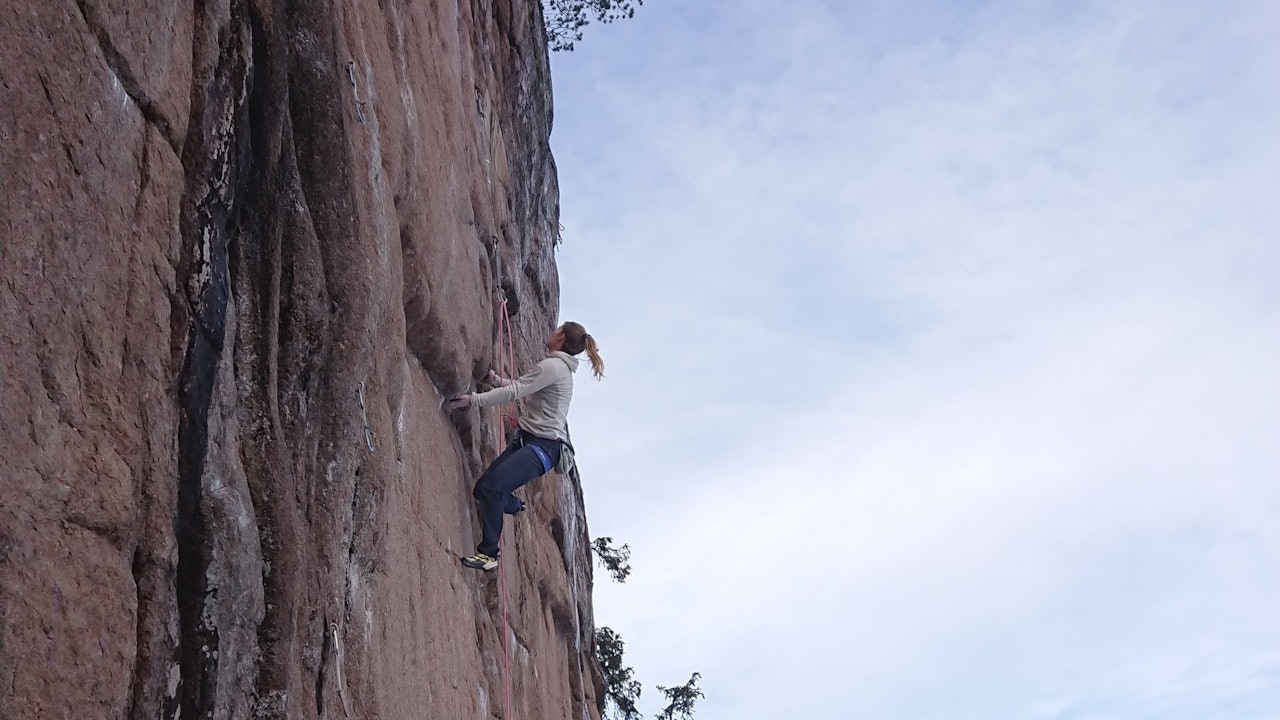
left=447, top=321, right=604, bottom=570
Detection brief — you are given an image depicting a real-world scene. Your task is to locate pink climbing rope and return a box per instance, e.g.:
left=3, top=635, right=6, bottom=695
left=499, top=533, right=511, bottom=720
left=495, top=297, right=517, bottom=720
left=497, top=299, right=519, bottom=430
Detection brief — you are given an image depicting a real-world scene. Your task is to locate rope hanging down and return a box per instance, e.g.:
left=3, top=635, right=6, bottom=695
left=495, top=295, right=517, bottom=720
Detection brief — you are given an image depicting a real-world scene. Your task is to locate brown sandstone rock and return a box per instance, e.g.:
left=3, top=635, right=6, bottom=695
left=0, top=1, right=605, bottom=718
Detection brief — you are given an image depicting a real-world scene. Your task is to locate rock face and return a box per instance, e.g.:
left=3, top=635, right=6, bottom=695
left=0, top=1, right=604, bottom=718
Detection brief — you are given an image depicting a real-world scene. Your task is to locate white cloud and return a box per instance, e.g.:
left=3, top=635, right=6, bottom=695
left=551, top=1, right=1280, bottom=718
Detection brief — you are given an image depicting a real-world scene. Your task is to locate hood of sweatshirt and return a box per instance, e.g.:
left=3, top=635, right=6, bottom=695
left=550, top=350, right=579, bottom=372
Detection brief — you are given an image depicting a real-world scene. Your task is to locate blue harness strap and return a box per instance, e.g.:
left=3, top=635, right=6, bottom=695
left=528, top=443, right=553, bottom=474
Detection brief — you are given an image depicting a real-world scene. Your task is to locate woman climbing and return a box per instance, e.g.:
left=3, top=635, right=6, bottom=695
left=447, top=321, right=604, bottom=570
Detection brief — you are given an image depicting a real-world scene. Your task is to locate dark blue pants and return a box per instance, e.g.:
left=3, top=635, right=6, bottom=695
left=473, top=432, right=561, bottom=557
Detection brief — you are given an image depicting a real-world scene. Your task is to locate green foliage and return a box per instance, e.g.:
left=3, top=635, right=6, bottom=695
left=596, top=627, right=643, bottom=720
left=542, top=0, right=645, bottom=51
left=590, top=540, right=701, bottom=719
left=592, top=536, right=633, bottom=583
left=655, top=672, right=704, bottom=720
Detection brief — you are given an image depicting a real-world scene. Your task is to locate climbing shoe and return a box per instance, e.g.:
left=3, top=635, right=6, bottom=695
left=505, top=499, right=526, bottom=515
left=461, top=553, right=499, bottom=571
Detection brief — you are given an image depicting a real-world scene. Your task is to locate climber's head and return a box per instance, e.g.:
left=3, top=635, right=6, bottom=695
left=553, top=322, right=605, bottom=381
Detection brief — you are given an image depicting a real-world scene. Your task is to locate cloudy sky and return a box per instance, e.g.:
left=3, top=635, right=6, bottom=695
left=547, top=1, right=1279, bottom=718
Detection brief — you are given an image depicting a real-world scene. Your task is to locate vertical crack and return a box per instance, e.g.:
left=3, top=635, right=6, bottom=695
left=172, top=1, right=253, bottom=716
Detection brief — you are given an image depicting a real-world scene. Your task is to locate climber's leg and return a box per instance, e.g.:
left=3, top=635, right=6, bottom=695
left=502, top=494, right=526, bottom=515
left=471, top=445, right=546, bottom=558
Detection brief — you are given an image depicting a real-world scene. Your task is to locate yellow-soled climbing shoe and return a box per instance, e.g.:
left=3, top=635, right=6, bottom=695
left=461, top=553, right=498, bottom=571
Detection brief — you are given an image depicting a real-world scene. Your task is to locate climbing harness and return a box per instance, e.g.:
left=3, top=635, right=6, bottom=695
left=527, top=442, right=553, bottom=474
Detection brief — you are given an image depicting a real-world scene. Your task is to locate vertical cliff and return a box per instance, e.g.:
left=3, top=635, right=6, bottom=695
left=0, top=1, right=603, bottom=718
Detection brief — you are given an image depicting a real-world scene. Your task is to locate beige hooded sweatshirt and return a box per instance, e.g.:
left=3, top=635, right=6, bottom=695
left=471, top=351, right=578, bottom=442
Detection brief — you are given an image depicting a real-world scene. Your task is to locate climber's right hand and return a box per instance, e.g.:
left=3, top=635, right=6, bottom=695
left=446, top=394, right=474, bottom=411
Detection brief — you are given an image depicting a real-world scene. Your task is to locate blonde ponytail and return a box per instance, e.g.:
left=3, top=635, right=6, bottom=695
left=584, top=334, right=604, bottom=380
left=561, top=321, right=605, bottom=380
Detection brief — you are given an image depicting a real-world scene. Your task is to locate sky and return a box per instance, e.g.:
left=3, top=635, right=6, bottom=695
left=546, top=1, right=1280, bottom=718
